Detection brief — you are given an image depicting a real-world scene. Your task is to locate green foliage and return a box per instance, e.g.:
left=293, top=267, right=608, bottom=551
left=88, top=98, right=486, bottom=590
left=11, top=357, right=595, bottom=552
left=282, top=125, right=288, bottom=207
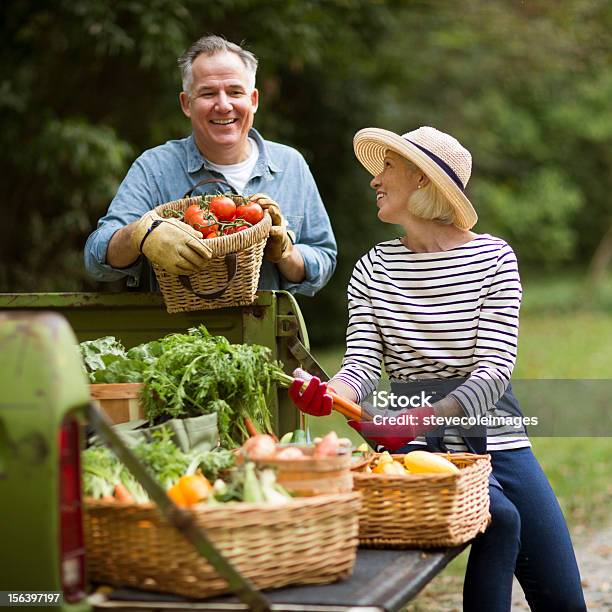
left=82, top=428, right=236, bottom=498
left=79, top=335, right=162, bottom=382
left=139, top=325, right=282, bottom=447
left=79, top=326, right=285, bottom=447
left=473, top=169, right=582, bottom=266
left=3, top=1, right=612, bottom=345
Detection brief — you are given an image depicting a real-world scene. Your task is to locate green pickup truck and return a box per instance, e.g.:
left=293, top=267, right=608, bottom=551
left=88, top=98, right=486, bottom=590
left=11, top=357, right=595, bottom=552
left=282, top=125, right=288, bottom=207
left=0, top=291, right=463, bottom=612
left=0, top=291, right=311, bottom=610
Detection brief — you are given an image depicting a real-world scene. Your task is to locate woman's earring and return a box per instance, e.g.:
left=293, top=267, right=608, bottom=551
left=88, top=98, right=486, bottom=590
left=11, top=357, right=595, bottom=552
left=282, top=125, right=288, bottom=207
left=417, top=185, right=422, bottom=189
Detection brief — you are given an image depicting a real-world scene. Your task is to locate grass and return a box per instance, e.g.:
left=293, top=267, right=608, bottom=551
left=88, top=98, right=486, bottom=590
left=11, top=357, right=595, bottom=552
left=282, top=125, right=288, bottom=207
left=520, top=269, right=612, bottom=315
left=515, top=313, right=612, bottom=378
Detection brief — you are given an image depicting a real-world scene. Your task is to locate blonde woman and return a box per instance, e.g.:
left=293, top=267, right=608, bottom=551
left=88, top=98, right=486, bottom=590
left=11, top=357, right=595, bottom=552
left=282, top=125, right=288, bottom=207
left=289, top=126, right=586, bottom=612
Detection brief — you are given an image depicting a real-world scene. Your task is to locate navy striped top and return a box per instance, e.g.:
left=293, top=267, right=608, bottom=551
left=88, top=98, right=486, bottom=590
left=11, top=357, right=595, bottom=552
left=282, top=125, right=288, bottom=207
left=333, top=234, right=530, bottom=451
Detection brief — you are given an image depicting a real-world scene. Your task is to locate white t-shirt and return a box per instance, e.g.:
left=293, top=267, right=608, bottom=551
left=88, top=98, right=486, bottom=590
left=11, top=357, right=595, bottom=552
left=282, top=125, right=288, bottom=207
left=207, top=138, right=259, bottom=193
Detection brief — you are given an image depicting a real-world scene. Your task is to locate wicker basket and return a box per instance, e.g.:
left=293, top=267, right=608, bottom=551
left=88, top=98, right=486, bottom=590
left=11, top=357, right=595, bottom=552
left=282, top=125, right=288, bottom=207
left=152, top=195, right=272, bottom=313
left=353, top=452, right=491, bottom=548
left=84, top=492, right=361, bottom=599
left=249, top=447, right=354, bottom=496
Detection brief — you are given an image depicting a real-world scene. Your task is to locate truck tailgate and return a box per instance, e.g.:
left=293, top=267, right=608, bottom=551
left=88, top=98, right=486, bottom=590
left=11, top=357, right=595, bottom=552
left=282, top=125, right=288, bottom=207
left=89, top=547, right=465, bottom=612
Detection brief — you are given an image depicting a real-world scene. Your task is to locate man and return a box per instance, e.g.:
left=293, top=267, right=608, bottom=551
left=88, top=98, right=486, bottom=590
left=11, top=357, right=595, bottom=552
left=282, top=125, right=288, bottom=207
left=84, top=35, right=336, bottom=296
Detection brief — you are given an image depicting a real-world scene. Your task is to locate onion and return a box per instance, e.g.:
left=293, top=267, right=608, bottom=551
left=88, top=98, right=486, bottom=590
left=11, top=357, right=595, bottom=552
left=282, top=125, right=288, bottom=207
left=241, top=434, right=277, bottom=460
left=313, top=431, right=340, bottom=458
left=275, top=447, right=306, bottom=460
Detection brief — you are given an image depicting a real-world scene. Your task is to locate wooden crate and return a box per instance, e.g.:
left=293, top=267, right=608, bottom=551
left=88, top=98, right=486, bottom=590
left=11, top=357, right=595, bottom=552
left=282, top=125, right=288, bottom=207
left=89, top=383, right=144, bottom=424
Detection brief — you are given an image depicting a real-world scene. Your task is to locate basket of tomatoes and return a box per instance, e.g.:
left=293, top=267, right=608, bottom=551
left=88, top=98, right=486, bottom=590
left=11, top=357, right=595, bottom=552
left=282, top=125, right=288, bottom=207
left=152, top=191, right=272, bottom=313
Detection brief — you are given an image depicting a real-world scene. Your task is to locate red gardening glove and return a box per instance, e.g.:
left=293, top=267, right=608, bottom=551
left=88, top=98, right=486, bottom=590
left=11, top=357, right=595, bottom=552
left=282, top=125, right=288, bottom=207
left=347, top=405, right=437, bottom=452
left=288, top=377, right=333, bottom=417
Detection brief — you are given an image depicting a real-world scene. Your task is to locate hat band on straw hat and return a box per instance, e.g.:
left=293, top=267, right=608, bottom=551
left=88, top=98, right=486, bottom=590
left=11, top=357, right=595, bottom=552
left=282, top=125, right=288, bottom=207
left=352, top=126, right=478, bottom=230
left=405, top=138, right=465, bottom=191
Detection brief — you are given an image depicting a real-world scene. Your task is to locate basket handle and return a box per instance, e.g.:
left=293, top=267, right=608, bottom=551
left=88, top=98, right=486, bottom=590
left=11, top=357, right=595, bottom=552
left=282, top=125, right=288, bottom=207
left=183, top=177, right=236, bottom=199
left=178, top=253, right=238, bottom=299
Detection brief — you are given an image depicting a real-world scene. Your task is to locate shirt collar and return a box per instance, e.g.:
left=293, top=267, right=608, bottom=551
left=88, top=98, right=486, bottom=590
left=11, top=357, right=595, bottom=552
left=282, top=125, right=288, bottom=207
left=187, top=129, right=282, bottom=177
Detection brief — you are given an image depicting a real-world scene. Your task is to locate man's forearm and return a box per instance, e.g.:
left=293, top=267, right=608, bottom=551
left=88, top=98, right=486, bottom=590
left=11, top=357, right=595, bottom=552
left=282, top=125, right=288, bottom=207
left=106, top=222, right=140, bottom=268
left=276, top=246, right=306, bottom=283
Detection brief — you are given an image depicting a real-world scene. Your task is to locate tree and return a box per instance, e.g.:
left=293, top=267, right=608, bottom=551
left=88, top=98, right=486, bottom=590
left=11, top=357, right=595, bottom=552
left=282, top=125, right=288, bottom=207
left=2, top=0, right=611, bottom=345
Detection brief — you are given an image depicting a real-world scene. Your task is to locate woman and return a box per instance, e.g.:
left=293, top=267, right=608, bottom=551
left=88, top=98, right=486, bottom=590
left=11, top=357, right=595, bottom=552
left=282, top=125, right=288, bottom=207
left=289, top=126, right=586, bottom=611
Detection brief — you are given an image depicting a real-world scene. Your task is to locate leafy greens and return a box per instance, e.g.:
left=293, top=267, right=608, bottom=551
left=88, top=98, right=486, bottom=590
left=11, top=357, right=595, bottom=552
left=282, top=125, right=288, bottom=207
left=80, top=326, right=285, bottom=447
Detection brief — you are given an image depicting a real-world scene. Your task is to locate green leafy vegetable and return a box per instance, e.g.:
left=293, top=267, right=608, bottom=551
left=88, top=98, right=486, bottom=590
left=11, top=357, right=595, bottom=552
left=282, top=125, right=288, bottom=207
left=81, top=326, right=284, bottom=446
left=79, top=336, right=164, bottom=383
left=82, top=428, right=236, bottom=500
left=207, top=462, right=292, bottom=505
left=131, top=428, right=192, bottom=490
left=81, top=446, right=118, bottom=499
left=140, top=326, right=282, bottom=447
left=80, top=336, right=127, bottom=382
left=197, top=447, right=235, bottom=482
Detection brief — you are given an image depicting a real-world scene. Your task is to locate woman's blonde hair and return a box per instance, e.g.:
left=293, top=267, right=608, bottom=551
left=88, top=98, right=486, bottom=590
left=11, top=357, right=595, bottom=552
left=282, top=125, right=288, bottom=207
left=402, top=158, right=456, bottom=225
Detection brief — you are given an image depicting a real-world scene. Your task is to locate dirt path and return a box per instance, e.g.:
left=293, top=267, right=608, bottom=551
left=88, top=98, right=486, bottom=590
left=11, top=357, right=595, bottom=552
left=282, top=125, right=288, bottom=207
left=405, top=524, right=612, bottom=611
left=511, top=524, right=612, bottom=611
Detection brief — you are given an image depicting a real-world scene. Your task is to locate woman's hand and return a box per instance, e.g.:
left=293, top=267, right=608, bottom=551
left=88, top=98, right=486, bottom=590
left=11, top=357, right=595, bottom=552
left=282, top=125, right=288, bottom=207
left=347, top=405, right=436, bottom=451
left=288, top=377, right=333, bottom=416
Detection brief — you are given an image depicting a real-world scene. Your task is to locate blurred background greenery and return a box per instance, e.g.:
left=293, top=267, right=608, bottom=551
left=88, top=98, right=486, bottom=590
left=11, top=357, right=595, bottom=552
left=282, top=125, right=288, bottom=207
left=3, top=0, right=612, bottom=346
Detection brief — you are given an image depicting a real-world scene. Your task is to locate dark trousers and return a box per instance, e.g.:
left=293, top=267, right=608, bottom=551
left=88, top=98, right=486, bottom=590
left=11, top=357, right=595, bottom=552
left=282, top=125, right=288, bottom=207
left=464, top=447, right=586, bottom=612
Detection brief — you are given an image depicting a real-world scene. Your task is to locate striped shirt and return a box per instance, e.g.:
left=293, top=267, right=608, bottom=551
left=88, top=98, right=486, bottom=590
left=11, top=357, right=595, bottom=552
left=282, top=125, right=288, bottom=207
left=333, top=234, right=530, bottom=452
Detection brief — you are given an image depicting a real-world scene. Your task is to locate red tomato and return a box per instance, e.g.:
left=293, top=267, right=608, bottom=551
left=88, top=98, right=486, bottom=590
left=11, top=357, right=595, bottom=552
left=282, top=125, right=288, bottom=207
left=205, top=230, right=221, bottom=239
left=224, top=222, right=250, bottom=235
left=235, top=202, right=264, bottom=225
left=190, top=210, right=219, bottom=235
left=209, top=196, right=237, bottom=222
left=184, top=204, right=202, bottom=224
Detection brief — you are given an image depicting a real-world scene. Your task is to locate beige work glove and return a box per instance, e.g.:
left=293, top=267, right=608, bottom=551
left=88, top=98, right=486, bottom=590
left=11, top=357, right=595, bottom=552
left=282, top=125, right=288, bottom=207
left=131, top=210, right=212, bottom=275
left=249, top=193, right=294, bottom=263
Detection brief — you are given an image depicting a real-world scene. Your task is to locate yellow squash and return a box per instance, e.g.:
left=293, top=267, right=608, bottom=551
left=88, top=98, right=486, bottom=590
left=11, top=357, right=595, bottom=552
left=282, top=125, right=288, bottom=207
left=377, top=451, right=394, bottom=464
left=372, top=451, right=404, bottom=474
left=403, top=451, right=460, bottom=475
left=373, top=461, right=406, bottom=475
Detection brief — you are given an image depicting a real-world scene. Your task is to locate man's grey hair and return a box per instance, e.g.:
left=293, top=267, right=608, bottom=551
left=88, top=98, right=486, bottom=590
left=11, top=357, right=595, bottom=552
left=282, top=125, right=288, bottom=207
left=178, top=35, right=258, bottom=94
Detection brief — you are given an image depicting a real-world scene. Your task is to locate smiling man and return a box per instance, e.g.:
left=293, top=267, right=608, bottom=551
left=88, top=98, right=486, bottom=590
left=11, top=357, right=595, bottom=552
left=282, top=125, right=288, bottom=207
left=84, top=35, right=336, bottom=295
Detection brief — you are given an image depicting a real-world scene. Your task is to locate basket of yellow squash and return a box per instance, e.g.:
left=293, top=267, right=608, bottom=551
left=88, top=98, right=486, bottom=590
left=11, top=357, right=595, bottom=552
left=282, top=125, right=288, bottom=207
left=353, top=451, right=491, bottom=548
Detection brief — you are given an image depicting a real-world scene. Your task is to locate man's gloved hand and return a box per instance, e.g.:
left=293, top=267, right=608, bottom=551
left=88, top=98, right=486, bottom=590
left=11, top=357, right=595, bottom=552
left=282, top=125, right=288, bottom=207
left=347, top=405, right=437, bottom=452
left=131, top=210, right=212, bottom=275
left=288, top=377, right=333, bottom=417
left=249, top=193, right=293, bottom=263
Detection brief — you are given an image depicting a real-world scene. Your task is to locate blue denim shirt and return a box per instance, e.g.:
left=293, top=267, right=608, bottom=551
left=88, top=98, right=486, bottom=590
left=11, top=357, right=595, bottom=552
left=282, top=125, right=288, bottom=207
left=84, top=129, right=337, bottom=296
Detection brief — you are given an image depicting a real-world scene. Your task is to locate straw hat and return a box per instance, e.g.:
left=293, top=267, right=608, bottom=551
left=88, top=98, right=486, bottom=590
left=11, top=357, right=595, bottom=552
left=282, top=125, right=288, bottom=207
left=353, top=126, right=478, bottom=230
